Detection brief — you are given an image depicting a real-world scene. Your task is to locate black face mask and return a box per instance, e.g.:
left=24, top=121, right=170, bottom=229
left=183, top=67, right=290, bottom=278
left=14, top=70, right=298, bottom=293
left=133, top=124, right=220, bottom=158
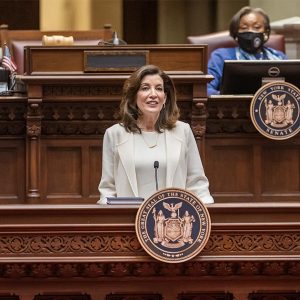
left=236, top=32, right=265, bottom=54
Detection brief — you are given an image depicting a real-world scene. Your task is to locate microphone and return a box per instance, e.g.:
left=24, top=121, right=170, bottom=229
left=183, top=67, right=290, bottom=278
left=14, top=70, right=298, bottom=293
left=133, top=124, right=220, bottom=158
left=98, top=31, right=127, bottom=46
left=154, top=161, right=159, bottom=191
left=112, top=31, right=120, bottom=45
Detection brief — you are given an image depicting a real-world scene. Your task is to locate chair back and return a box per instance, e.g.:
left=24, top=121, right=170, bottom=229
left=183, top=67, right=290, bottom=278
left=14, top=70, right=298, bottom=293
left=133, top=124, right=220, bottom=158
left=187, top=30, right=286, bottom=59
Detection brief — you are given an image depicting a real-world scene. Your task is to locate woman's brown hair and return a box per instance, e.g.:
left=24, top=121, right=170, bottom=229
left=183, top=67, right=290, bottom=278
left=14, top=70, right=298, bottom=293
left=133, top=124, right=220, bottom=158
left=119, top=64, right=180, bottom=133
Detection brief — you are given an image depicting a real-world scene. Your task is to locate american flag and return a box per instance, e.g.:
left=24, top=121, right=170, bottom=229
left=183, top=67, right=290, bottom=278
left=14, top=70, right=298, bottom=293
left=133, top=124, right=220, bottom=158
left=2, top=44, right=17, bottom=73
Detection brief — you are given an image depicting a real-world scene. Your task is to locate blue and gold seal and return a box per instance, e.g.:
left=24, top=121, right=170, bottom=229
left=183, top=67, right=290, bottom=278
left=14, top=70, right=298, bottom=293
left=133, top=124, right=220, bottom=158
left=250, top=81, right=300, bottom=140
left=135, top=188, right=211, bottom=263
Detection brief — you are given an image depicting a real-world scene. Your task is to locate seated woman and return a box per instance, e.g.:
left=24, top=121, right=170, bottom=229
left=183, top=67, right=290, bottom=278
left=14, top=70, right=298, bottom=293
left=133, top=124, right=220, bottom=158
left=208, top=6, right=287, bottom=96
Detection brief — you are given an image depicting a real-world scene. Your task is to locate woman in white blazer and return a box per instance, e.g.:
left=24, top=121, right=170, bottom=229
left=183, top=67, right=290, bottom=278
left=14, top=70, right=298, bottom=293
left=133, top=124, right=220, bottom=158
left=98, top=65, right=214, bottom=204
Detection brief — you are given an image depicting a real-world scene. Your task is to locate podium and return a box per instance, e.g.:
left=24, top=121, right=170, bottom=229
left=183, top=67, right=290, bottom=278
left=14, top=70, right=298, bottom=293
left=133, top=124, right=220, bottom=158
left=2, top=44, right=210, bottom=204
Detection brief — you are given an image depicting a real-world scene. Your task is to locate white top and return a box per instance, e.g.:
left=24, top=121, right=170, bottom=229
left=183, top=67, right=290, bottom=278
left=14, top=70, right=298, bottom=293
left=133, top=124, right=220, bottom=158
left=98, top=121, right=214, bottom=204
left=134, top=131, right=166, bottom=200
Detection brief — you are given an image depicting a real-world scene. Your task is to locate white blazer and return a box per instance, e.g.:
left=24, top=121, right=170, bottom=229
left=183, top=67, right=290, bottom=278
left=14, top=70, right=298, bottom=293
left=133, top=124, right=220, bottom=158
left=98, top=121, right=214, bottom=204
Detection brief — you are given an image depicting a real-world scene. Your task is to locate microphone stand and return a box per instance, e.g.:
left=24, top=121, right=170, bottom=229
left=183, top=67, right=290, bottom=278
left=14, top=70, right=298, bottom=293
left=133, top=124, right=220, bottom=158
left=154, top=161, right=159, bottom=191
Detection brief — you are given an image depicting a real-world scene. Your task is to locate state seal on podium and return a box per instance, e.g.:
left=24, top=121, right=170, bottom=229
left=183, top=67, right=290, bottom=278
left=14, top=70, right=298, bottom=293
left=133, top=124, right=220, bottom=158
left=250, top=81, right=300, bottom=140
left=135, top=188, right=211, bottom=263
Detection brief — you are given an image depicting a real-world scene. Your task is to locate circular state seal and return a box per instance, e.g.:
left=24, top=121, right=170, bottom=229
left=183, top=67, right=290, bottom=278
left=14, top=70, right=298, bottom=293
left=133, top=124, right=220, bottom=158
left=135, top=188, right=211, bottom=263
left=250, top=81, right=300, bottom=140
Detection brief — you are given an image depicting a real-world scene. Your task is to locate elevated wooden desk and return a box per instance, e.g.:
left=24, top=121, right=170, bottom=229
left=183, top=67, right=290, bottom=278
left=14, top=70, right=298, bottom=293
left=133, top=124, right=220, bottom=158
left=0, top=45, right=211, bottom=204
left=24, top=44, right=208, bottom=74
left=0, top=203, right=299, bottom=300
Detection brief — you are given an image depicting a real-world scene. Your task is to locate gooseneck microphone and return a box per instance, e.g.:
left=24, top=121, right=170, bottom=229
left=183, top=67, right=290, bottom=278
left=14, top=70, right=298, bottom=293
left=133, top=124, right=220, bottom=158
left=154, top=161, right=159, bottom=191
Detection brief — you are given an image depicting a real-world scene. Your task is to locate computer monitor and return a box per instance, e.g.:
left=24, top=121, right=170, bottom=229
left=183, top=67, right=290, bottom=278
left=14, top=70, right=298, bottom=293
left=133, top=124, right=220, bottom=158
left=220, top=60, right=300, bottom=95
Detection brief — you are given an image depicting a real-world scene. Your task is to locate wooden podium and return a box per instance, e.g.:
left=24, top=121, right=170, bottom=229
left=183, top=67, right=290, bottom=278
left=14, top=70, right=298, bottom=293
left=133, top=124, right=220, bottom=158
left=1, top=44, right=210, bottom=205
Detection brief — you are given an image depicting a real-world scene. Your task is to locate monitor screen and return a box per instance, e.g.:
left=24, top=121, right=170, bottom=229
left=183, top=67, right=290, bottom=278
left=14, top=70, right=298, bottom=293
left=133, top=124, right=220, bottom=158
left=220, top=60, right=300, bottom=95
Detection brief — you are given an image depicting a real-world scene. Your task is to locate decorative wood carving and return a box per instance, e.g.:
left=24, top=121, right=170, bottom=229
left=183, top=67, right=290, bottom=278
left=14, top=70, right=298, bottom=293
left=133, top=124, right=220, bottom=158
left=0, top=232, right=299, bottom=256
left=0, top=261, right=299, bottom=279
left=43, top=85, right=123, bottom=98
left=41, top=102, right=120, bottom=136
left=206, top=97, right=256, bottom=134
left=0, top=102, right=26, bottom=136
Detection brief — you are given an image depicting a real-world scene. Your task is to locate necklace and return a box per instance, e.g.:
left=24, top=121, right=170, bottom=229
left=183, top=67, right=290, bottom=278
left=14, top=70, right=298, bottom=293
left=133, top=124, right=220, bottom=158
left=141, top=131, right=159, bottom=148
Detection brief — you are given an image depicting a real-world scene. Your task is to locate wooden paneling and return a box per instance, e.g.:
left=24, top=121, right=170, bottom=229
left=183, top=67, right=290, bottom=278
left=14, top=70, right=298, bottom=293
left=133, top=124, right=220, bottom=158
left=262, top=145, right=300, bottom=193
left=0, top=96, right=26, bottom=204
left=44, top=145, right=82, bottom=197
left=206, top=141, right=254, bottom=193
left=0, top=140, right=25, bottom=203
left=40, top=140, right=101, bottom=204
left=206, top=95, right=300, bottom=203
left=24, top=45, right=208, bottom=75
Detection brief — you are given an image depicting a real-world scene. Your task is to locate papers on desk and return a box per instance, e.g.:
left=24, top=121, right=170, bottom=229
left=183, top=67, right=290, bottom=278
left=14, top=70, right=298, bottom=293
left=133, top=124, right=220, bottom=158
left=106, top=197, right=144, bottom=205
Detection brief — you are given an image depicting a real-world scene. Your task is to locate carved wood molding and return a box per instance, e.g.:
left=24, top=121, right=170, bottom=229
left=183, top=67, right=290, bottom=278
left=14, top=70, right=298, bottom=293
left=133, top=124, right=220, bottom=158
left=43, top=86, right=123, bottom=99
left=0, top=204, right=299, bottom=280
left=0, top=103, right=26, bottom=136
left=0, top=91, right=200, bottom=137
left=27, top=100, right=42, bottom=138
left=0, top=231, right=299, bottom=257
left=0, top=233, right=143, bottom=255
left=0, top=261, right=299, bottom=279
left=42, top=84, right=195, bottom=106
left=206, top=98, right=257, bottom=134
left=42, top=103, right=120, bottom=121
left=41, top=102, right=120, bottom=135
left=0, top=121, right=25, bottom=135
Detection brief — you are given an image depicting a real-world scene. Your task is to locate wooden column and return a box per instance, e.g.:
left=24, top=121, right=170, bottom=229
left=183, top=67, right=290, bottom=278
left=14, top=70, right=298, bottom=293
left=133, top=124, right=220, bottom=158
left=26, top=85, right=42, bottom=203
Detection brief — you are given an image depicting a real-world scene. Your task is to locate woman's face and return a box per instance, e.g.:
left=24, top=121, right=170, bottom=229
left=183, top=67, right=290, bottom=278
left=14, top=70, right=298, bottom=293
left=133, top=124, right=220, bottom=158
left=238, top=12, right=266, bottom=33
left=136, top=74, right=166, bottom=119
